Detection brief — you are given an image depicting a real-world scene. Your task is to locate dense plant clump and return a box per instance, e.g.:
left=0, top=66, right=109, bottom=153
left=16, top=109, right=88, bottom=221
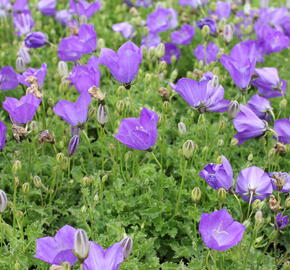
left=0, top=0, right=289, bottom=269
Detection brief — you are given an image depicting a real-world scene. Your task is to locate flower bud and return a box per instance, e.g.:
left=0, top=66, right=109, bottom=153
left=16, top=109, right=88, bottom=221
left=79, top=15, right=88, bottom=24
left=279, top=99, right=288, bottom=110
left=222, top=24, right=234, bottom=43
left=201, top=25, right=210, bottom=37
left=182, top=140, right=195, bottom=159
left=81, top=176, right=93, bottom=186
left=285, top=197, right=290, bottom=208
left=243, top=219, right=251, bottom=228
left=255, top=210, right=263, bottom=225
left=247, top=153, right=253, bottom=161
left=33, top=176, right=42, bottom=188
left=228, top=100, right=240, bottom=119
left=230, top=138, right=238, bottom=145
left=170, top=69, right=178, bottom=81
left=14, top=177, right=20, bottom=187
left=50, top=265, right=65, bottom=270
left=252, top=199, right=262, bottom=210
left=260, top=0, right=268, bottom=8
left=74, top=229, right=90, bottom=263
left=18, top=47, right=31, bottom=64
left=97, top=38, right=105, bottom=49
left=217, top=139, right=224, bottom=146
left=68, top=135, right=80, bottom=156
left=158, top=61, right=167, bottom=72
left=156, top=43, right=165, bottom=58
left=178, top=122, right=187, bottom=135
left=191, top=187, right=201, bottom=203
left=244, top=1, right=251, bottom=16
left=56, top=152, right=65, bottom=162
left=209, top=75, right=219, bottom=88
left=22, top=182, right=30, bottom=193
left=12, top=160, right=22, bottom=174
left=57, top=61, right=68, bottom=78
left=97, top=104, right=108, bottom=125
left=0, top=189, right=8, bottom=213
left=217, top=188, right=227, bottom=202
left=120, top=236, right=133, bottom=259
left=16, top=57, right=26, bottom=73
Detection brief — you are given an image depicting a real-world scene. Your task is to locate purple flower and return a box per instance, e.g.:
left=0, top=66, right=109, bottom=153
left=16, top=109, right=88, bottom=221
left=135, top=0, right=153, bottom=7
left=179, top=0, right=202, bottom=8
left=0, top=121, right=7, bottom=150
left=196, top=18, right=217, bottom=33
left=141, top=32, right=161, bottom=50
left=171, top=24, right=195, bottom=45
left=193, top=42, right=219, bottom=64
left=58, top=36, right=84, bottom=61
left=3, top=93, right=41, bottom=124
left=13, top=0, right=29, bottom=11
left=78, top=24, right=97, bottom=54
left=236, top=166, right=273, bottom=202
left=199, top=209, right=245, bottom=251
left=37, top=0, right=56, bottom=16
left=274, top=118, right=290, bottom=144
left=13, top=10, right=34, bottom=36
left=34, top=225, right=78, bottom=265
left=55, top=9, right=73, bottom=26
left=53, top=93, right=92, bottom=127
left=0, top=66, right=19, bottom=90
left=146, top=8, right=178, bottom=34
left=275, top=213, right=289, bottom=231
left=251, top=67, right=287, bottom=98
left=83, top=241, right=125, bottom=270
left=160, top=43, right=180, bottom=64
left=268, top=172, right=290, bottom=193
left=99, top=41, right=142, bottom=84
left=113, top=108, right=159, bottom=151
left=18, top=63, right=47, bottom=87
left=18, top=46, right=31, bottom=65
left=112, top=22, right=135, bottom=39
left=69, top=56, right=101, bottom=93
left=200, top=156, right=233, bottom=190
left=215, top=1, right=231, bottom=19
left=233, top=105, right=267, bottom=145
left=24, top=31, right=48, bottom=48
left=69, top=0, right=101, bottom=18
left=247, top=94, right=272, bottom=122
left=171, top=77, right=230, bottom=113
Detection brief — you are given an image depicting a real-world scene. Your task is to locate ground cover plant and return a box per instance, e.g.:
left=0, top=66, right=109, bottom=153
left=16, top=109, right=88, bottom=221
left=0, top=0, right=289, bottom=269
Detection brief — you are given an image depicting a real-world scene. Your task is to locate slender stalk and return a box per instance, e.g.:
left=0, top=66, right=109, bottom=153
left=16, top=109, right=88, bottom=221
left=174, top=160, right=187, bottom=216
left=151, top=152, right=163, bottom=171
left=246, top=192, right=254, bottom=219
left=233, top=193, right=244, bottom=221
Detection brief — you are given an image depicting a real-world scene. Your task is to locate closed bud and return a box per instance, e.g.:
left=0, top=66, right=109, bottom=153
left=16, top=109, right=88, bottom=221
left=74, top=229, right=90, bottom=263
left=97, top=104, right=108, bottom=125
left=218, top=120, right=226, bottom=130
left=156, top=43, right=165, bottom=58
left=50, top=265, right=65, bottom=270
left=285, top=197, right=290, bottom=208
left=97, top=38, right=105, bottom=49
left=93, top=192, right=99, bottom=202
left=182, top=140, right=195, bottom=159
left=14, top=177, right=20, bottom=187
left=217, top=188, right=227, bottom=202
left=57, top=61, right=68, bottom=78
left=68, top=135, right=80, bottom=156
left=61, top=262, right=71, bottom=270
left=228, top=100, right=240, bottom=119
left=217, top=139, right=224, bottom=146
left=170, top=55, right=177, bottom=64
left=254, top=236, right=264, bottom=244
left=79, top=15, right=87, bottom=25
left=178, top=122, right=187, bottom=135
left=209, top=75, right=219, bottom=88
left=22, top=182, right=30, bottom=193
left=222, top=24, right=234, bottom=43
left=18, top=47, right=31, bottom=64
left=33, top=176, right=42, bottom=188
left=56, top=152, right=65, bottom=162
left=16, top=57, right=26, bottom=73
left=191, top=187, right=201, bottom=203
left=201, top=25, right=210, bottom=37
left=158, top=61, right=167, bottom=72
left=170, top=69, right=178, bottom=81
left=0, top=189, right=8, bottom=213
left=12, top=160, right=22, bottom=174
left=244, top=1, right=251, bottom=16
left=243, top=219, right=251, bottom=228
left=230, top=138, right=238, bottom=146
left=120, top=236, right=133, bottom=259
left=279, top=99, right=288, bottom=110
left=144, top=73, right=152, bottom=83
left=255, top=210, right=264, bottom=225
left=81, top=176, right=93, bottom=186
left=287, top=0, right=290, bottom=9
left=102, top=175, right=108, bottom=183
left=14, top=262, right=21, bottom=270
left=247, top=153, right=253, bottom=161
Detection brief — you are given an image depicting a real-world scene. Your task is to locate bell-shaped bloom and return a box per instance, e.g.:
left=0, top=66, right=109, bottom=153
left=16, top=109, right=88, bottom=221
left=160, top=42, right=180, bottom=64
left=0, top=121, right=7, bottom=150
left=196, top=18, right=217, bottom=33
left=69, top=56, right=101, bottom=93
left=233, top=105, right=267, bottom=145
left=135, top=0, right=152, bottom=7
left=146, top=8, right=178, bottom=33
left=13, top=0, right=29, bottom=11
left=69, top=0, right=101, bottom=18
left=247, top=94, right=272, bottom=121
left=275, top=213, right=289, bottom=231
left=112, top=22, right=134, bottom=39
left=199, top=209, right=245, bottom=251
left=215, top=1, right=231, bottom=19
left=24, top=31, right=48, bottom=48
left=55, top=9, right=73, bottom=26
left=141, top=32, right=161, bottom=50
left=268, top=172, right=290, bottom=193
left=34, top=225, right=78, bottom=265
left=0, top=66, right=19, bottom=90
left=236, top=166, right=273, bottom=202
left=251, top=67, right=287, bottom=98
left=193, top=42, right=219, bottom=64
left=83, top=241, right=125, bottom=270
left=99, top=41, right=142, bottom=84
left=37, top=0, right=56, bottom=16
left=78, top=24, right=97, bottom=54
left=171, top=77, right=230, bottom=113
left=274, top=118, right=290, bottom=144
left=53, top=93, right=92, bottom=127
left=13, top=10, right=34, bottom=36
left=200, top=156, right=233, bottom=190
left=179, top=0, right=202, bottom=7
left=3, top=93, right=41, bottom=124
left=58, top=36, right=84, bottom=61
left=113, top=108, right=159, bottom=151
left=171, top=24, right=195, bottom=45
left=18, top=63, right=47, bottom=87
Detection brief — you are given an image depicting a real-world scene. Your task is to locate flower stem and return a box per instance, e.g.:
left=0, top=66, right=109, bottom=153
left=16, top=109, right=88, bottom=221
left=233, top=193, right=244, bottom=221
left=151, top=152, right=163, bottom=171
left=174, top=160, right=187, bottom=216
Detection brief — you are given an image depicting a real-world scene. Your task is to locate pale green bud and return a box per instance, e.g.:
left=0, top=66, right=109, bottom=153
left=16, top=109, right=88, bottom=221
left=279, top=99, right=288, bottom=110
left=22, top=182, right=30, bottom=193
left=0, top=189, right=7, bottom=213
left=255, top=210, right=263, bottom=225
left=156, top=43, right=165, bottom=58
left=74, top=229, right=90, bottom=263
left=248, top=153, right=253, bottom=161
left=12, top=160, right=22, bottom=175
left=182, top=140, right=195, bottom=159
left=201, top=25, right=210, bottom=37
left=97, top=38, right=105, bottom=49
left=191, top=187, right=202, bottom=203
left=170, top=69, right=178, bottom=81
left=178, top=122, right=187, bottom=135
left=243, top=219, right=251, bottom=228
left=217, top=188, right=227, bottom=202
left=56, top=153, right=65, bottom=162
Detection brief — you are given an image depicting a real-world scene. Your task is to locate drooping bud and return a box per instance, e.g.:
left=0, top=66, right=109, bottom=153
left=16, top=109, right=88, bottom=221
left=33, top=176, right=42, bottom=188
left=120, top=236, right=133, bottom=259
left=57, top=61, right=69, bottom=78
left=22, top=182, right=30, bottom=193
left=68, top=135, right=80, bottom=156
left=191, top=187, right=202, bottom=203
left=217, top=188, right=227, bottom=202
left=228, top=100, right=240, bottom=119
left=0, top=189, right=7, bottom=213
left=182, top=140, right=195, bottom=159
left=97, top=104, right=108, bottom=125
left=16, top=57, right=26, bottom=73
left=74, top=229, right=90, bottom=263
left=178, top=122, right=187, bottom=135
left=222, top=24, right=234, bottom=43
